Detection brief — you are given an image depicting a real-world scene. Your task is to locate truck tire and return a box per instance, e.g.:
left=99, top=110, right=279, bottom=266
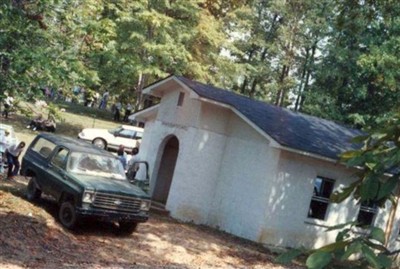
left=26, top=177, right=42, bottom=201
left=92, top=138, right=106, bottom=149
left=118, top=221, right=138, bottom=234
left=59, top=201, right=78, bottom=230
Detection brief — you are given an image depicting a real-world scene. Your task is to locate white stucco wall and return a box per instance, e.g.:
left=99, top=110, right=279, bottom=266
left=156, top=88, right=201, bottom=128
left=138, top=91, right=232, bottom=223
left=202, top=112, right=278, bottom=242
left=259, top=150, right=400, bottom=250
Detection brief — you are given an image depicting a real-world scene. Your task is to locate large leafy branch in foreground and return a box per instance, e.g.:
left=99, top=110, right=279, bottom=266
left=278, top=113, right=400, bottom=269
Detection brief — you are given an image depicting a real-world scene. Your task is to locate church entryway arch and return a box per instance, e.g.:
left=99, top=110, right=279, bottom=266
left=152, top=136, right=179, bottom=204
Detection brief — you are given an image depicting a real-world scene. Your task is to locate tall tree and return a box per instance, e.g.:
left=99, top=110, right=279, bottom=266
left=96, top=0, right=238, bottom=111
left=225, top=0, right=333, bottom=107
left=302, top=0, right=400, bottom=125
left=0, top=0, right=104, bottom=96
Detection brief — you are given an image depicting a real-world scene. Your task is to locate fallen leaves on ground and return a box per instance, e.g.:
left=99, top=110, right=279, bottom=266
left=0, top=175, right=304, bottom=269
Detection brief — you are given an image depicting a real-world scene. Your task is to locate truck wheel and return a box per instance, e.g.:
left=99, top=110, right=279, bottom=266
left=26, top=177, right=42, bottom=201
left=92, top=138, right=106, bottom=149
left=118, top=221, right=138, bottom=234
left=59, top=201, right=78, bottom=230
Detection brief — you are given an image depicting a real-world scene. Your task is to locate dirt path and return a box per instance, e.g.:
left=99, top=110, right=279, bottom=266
left=0, top=176, right=304, bottom=269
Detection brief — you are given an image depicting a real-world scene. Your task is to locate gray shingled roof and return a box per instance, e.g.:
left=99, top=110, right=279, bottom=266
left=176, top=76, right=364, bottom=160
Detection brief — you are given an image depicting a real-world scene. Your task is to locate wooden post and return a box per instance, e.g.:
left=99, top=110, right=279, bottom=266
left=385, top=188, right=400, bottom=247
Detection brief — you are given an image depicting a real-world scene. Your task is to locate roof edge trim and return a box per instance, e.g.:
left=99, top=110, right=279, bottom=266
left=142, top=76, right=175, bottom=95
left=143, top=76, right=200, bottom=99
left=129, top=104, right=160, bottom=120
left=198, top=97, right=280, bottom=147
left=278, top=145, right=340, bottom=164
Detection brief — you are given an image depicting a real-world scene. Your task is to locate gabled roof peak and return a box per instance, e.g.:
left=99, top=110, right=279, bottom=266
left=173, top=76, right=363, bottom=160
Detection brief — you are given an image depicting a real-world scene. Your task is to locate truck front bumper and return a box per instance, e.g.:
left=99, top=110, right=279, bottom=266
left=76, top=207, right=149, bottom=223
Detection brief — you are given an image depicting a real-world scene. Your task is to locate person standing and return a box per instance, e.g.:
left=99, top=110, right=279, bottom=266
left=117, top=145, right=127, bottom=171
left=0, top=130, right=11, bottom=173
left=126, top=148, right=140, bottom=179
left=2, top=94, right=14, bottom=119
left=114, top=101, right=122, bottom=121
left=99, top=91, right=109, bottom=109
left=5, top=141, right=25, bottom=180
left=123, top=103, right=133, bottom=122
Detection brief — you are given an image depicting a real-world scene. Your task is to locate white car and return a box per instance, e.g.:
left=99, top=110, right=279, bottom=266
left=78, top=125, right=144, bottom=152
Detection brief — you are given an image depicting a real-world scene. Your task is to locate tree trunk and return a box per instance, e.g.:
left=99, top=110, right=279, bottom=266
left=294, top=47, right=310, bottom=111
left=241, top=76, right=249, bottom=95
left=385, top=188, right=400, bottom=246
left=299, top=42, right=317, bottom=110
left=278, top=66, right=290, bottom=106
left=134, top=72, right=148, bottom=112
left=249, top=78, right=258, bottom=98
left=275, top=65, right=288, bottom=107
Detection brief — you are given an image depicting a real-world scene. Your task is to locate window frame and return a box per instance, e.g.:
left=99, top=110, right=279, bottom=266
left=51, top=147, right=70, bottom=170
left=117, top=129, right=135, bottom=139
left=356, top=201, right=378, bottom=227
left=307, top=176, right=335, bottom=220
left=31, top=138, right=57, bottom=159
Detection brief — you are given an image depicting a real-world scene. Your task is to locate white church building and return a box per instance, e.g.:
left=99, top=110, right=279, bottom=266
left=130, top=75, right=400, bottom=250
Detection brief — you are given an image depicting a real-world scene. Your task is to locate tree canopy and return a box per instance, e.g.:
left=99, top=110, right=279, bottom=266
left=2, top=0, right=399, bottom=122
left=2, top=1, right=400, bottom=268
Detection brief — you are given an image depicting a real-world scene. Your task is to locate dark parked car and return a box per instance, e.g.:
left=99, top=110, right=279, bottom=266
left=20, top=133, right=151, bottom=233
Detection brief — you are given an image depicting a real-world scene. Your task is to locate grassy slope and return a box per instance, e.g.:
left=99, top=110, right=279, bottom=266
left=10, top=101, right=121, bottom=147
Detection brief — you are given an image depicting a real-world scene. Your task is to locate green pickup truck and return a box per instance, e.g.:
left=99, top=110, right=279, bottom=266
left=20, top=133, right=151, bottom=234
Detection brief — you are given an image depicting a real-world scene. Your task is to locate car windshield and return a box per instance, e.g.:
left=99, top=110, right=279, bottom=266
left=108, top=127, right=122, bottom=135
left=68, top=152, right=126, bottom=180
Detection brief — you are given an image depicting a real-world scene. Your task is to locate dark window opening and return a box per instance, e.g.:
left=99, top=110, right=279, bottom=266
left=357, top=201, right=378, bottom=227
left=308, top=177, right=335, bottom=220
left=177, top=92, right=185, bottom=106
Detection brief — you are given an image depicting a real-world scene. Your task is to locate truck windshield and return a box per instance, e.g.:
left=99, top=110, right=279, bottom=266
left=68, top=152, right=126, bottom=180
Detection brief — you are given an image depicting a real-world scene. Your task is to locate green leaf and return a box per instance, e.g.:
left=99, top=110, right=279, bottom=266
left=306, top=251, right=332, bottom=269
left=371, top=133, right=388, bottom=141
left=335, top=228, right=351, bottom=242
left=369, top=227, right=385, bottom=244
left=351, top=135, right=370, bottom=143
left=376, top=177, right=398, bottom=201
left=326, top=221, right=356, bottom=232
left=330, top=180, right=361, bottom=203
left=365, top=162, right=377, bottom=170
left=376, top=254, right=392, bottom=268
left=275, top=249, right=304, bottom=265
left=362, top=245, right=381, bottom=268
left=318, top=240, right=350, bottom=252
left=341, top=150, right=361, bottom=159
left=340, top=241, right=362, bottom=261
left=360, top=176, right=380, bottom=201
left=346, top=155, right=366, bottom=167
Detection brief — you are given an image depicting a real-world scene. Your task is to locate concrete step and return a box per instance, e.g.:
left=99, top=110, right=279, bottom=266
left=150, top=201, right=170, bottom=216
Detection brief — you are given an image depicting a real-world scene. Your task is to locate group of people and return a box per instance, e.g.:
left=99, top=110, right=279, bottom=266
left=26, top=113, right=57, bottom=132
left=117, top=145, right=140, bottom=176
left=0, top=130, right=25, bottom=180
left=112, top=102, right=133, bottom=122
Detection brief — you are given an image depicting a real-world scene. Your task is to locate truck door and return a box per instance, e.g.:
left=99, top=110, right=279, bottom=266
left=46, top=147, right=70, bottom=199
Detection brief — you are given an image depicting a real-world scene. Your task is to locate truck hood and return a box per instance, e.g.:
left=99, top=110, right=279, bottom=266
left=72, top=174, right=149, bottom=199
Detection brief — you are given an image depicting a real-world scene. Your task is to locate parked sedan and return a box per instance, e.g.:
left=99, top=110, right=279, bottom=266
left=78, top=125, right=143, bottom=152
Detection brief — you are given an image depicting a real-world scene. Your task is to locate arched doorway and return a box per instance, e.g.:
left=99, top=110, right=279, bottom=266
left=152, top=136, right=179, bottom=204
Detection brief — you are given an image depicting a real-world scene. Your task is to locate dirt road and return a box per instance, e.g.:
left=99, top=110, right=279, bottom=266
left=0, top=176, right=303, bottom=269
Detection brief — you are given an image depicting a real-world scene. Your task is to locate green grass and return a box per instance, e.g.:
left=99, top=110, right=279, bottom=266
left=8, top=100, right=122, bottom=146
